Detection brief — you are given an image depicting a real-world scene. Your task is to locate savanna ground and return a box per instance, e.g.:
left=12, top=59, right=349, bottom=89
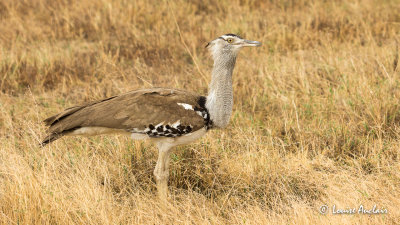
left=0, top=0, right=400, bottom=224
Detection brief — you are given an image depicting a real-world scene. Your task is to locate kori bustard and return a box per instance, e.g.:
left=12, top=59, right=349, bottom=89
left=41, top=34, right=261, bottom=199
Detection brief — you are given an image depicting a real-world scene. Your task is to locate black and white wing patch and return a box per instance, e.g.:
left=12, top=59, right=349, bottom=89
left=128, top=96, right=212, bottom=138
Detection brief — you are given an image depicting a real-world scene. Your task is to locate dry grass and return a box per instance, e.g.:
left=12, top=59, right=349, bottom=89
left=1, top=0, right=400, bottom=224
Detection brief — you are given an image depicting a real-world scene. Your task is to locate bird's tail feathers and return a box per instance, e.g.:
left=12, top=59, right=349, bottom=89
left=40, top=133, right=63, bottom=147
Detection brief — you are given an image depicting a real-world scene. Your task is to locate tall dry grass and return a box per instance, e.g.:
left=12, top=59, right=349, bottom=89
left=0, top=0, right=400, bottom=224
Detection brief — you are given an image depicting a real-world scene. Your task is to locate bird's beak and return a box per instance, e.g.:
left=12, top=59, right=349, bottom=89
left=241, top=39, right=262, bottom=47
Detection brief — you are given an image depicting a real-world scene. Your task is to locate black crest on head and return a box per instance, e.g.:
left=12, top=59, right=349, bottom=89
left=224, top=33, right=242, bottom=39
left=205, top=34, right=242, bottom=48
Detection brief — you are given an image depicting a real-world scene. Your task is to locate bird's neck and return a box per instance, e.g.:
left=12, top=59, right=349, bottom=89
left=206, top=52, right=237, bottom=128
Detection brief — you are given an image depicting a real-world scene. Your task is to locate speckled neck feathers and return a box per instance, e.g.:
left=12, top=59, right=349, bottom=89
left=205, top=51, right=237, bottom=128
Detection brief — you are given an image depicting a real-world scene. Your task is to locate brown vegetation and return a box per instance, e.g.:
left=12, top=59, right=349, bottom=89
left=1, top=0, right=400, bottom=224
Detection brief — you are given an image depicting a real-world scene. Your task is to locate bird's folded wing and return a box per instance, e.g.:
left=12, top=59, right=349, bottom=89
left=44, top=88, right=207, bottom=136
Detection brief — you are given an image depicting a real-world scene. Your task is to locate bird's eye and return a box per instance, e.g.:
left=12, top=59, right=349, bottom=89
left=226, top=38, right=234, bottom=43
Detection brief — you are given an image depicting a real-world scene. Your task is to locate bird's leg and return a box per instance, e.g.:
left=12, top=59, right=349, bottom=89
left=154, top=142, right=173, bottom=200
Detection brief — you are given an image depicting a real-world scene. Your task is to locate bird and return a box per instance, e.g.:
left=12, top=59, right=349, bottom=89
left=41, top=34, right=261, bottom=200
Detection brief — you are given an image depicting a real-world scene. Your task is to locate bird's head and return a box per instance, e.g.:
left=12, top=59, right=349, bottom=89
left=206, top=34, right=261, bottom=59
